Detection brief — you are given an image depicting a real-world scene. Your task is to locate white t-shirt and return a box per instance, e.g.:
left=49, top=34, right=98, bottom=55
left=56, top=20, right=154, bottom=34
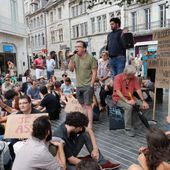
left=61, top=83, right=74, bottom=95
left=46, top=59, right=55, bottom=72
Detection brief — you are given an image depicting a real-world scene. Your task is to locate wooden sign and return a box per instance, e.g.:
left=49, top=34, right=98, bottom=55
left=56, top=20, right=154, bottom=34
left=64, top=95, right=83, bottom=113
left=4, top=113, right=48, bottom=139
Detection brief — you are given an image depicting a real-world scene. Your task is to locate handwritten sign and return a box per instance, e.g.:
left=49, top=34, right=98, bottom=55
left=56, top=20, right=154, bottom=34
left=153, top=29, right=170, bottom=57
left=4, top=113, right=48, bottom=139
left=64, top=95, right=83, bottom=113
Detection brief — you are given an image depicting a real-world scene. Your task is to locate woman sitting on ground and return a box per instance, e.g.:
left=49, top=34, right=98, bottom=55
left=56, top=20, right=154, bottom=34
left=128, top=127, right=170, bottom=170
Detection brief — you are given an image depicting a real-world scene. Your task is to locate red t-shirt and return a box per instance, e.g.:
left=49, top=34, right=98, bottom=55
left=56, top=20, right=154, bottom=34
left=112, top=73, right=140, bottom=102
left=34, top=58, right=44, bottom=69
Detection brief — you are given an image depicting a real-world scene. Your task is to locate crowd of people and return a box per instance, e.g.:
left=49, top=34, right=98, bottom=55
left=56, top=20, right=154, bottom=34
left=0, top=17, right=169, bottom=170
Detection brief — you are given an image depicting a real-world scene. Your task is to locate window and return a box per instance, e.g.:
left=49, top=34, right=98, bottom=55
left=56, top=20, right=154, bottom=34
left=37, top=17, right=40, bottom=27
left=31, top=36, right=34, bottom=48
left=42, top=33, right=45, bottom=45
left=102, top=15, right=107, bottom=31
left=24, top=2, right=28, bottom=13
left=91, top=18, right=95, bottom=34
left=40, top=15, right=43, bottom=25
left=34, top=18, right=36, bottom=28
left=80, top=3, right=83, bottom=14
left=11, top=0, right=18, bottom=22
left=131, top=11, right=137, bottom=32
left=35, top=35, right=37, bottom=48
left=97, top=16, right=102, bottom=32
left=159, top=4, right=166, bottom=27
left=84, top=22, right=88, bottom=36
left=72, top=26, right=76, bottom=38
left=58, top=8, right=62, bottom=19
left=80, top=23, right=84, bottom=37
left=38, top=34, right=41, bottom=46
left=51, top=30, right=55, bottom=43
left=59, top=28, right=63, bottom=42
left=50, top=11, right=53, bottom=23
left=144, top=8, right=151, bottom=30
left=75, top=5, right=78, bottom=16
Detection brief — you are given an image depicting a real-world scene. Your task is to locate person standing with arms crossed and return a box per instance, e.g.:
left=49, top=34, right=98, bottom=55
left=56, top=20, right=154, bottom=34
left=68, top=40, right=97, bottom=129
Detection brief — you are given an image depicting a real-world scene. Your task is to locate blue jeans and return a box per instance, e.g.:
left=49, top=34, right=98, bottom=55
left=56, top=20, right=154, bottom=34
left=109, top=55, right=125, bottom=78
left=47, top=70, right=54, bottom=80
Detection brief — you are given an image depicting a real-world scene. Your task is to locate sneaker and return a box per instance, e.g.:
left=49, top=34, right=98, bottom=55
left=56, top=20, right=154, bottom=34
left=101, top=161, right=120, bottom=169
left=124, top=129, right=135, bottom=137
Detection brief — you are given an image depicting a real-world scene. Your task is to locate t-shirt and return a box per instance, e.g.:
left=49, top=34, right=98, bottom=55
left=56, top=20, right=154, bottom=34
left=27, top=86, right=40, bottom=99
left=53, top=123, right=81, bottom=159
left=72, top=54, right=97, bottom=87
left=46, top=59, right=55, bottom=72
left=40, top=94, right=60, bottom=120
left=61, top=84, right=74, bottom=95
left=16, top=108, right=40, bottom=114
left=34, top=58, right=44, bottom=69
left=12, top=137, right=62, bottom=170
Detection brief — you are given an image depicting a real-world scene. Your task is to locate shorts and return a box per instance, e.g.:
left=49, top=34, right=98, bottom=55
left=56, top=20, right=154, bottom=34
left=76, top=86, right=94, bottom=105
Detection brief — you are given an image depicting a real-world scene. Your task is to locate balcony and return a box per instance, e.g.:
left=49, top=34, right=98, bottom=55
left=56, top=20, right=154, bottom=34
left=0, top=16, right=27, bottom=37
left=128, top=19, right=170, bottom=36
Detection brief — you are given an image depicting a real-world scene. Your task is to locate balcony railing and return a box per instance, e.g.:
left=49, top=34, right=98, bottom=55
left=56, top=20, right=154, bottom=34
left=128, top=19, right=170, bottom=35
left=0, top=15, right=27, bottom=37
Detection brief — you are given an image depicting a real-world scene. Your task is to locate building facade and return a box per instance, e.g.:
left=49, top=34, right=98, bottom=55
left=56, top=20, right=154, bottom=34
left=126, top=0, right=170, bottom=56
left=0, top=0, right=28, bottom=75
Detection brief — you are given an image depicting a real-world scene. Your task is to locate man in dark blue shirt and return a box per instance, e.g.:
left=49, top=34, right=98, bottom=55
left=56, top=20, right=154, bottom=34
left=106, top=17, right=126, bottom=78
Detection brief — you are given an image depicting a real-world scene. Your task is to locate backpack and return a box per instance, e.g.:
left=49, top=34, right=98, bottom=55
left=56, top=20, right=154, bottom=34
left=121, top=32, right=134, bottom=49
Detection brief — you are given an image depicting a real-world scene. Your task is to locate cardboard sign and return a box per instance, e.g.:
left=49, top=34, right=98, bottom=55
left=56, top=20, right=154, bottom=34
left=153, top=29, right=170, bottom=57
left=64, top=95, right=83, bottom=113
left=4, top=113, right=48, bottom=139
left=155, top=68, right=170, bottom=88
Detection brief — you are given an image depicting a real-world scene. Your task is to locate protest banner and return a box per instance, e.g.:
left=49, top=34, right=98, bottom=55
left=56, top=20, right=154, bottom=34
left=4, top=113, right=48, bottom=139
left=64, top=95, right=83, bottom=113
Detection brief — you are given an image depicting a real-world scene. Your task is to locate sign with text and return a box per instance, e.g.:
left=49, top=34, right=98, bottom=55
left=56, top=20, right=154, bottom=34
left=64, top=95, right=83, bottom=113
left=153, top=29, right=170, bottom=58
left=4, top=113, right=48, bottom=139
left=155, top=68, right=170, bottom=88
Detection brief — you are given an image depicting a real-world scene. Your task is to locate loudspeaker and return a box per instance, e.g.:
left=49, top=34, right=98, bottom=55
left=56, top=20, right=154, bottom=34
left=121, top=32, right=134, bottom=49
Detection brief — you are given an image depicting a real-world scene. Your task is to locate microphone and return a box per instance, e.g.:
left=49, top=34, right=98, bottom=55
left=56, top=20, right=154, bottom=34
left=68, top=50, right=78, bottom=58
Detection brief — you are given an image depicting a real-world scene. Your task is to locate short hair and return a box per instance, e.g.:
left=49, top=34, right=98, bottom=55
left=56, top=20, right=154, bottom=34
left=101, top=51, right=109, bottom=56
left=76, top=40, right=87, bottom=49
left=62, top=73, right=68, bottom=77
left=54, top=81, right=61, bottom=89
left=4, top=90, right=17, bottom=100
left=124, top=65, right=136, bottom=75
left=32, top=116, right=51, bottom=140
left=19, top=95, right=31, bottom=103
left=65, top=77, right=71, bottom=83
left=65, top=112, right=89, bottom=128
left=110, top=17, right=121, bottom=27
left=40, top=86, right=48, bottom=95
left=77, top=158, right=101, bottom=170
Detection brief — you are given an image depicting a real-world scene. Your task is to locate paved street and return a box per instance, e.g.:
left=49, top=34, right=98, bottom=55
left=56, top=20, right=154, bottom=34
left=49, top=69, right=169, bottom=170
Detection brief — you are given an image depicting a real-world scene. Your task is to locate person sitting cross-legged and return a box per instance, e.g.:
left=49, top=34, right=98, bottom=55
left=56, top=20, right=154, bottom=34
left=112, top=65, right=149, bottom=137
left=53, top=112, right=120, bottom=170
left=12, top=116, right=66, bottom=170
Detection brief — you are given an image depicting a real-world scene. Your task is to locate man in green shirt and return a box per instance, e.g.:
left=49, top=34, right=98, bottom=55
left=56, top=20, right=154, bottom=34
left=68, top=40, right=97, bottom=129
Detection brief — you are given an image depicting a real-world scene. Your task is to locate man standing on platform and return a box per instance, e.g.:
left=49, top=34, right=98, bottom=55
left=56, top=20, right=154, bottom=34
left=106, top=17, right=126, bottom=78
left=68, top=40, right=97, bottom=129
